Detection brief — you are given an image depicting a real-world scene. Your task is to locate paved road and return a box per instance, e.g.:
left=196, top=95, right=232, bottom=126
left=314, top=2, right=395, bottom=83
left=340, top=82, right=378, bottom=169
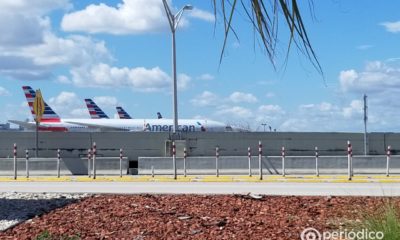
left=0, top=182, right=400, bottom=196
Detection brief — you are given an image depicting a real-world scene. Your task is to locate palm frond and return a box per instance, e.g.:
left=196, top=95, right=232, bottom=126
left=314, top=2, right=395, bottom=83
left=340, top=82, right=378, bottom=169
left=213, top=0, right=323, bottom=75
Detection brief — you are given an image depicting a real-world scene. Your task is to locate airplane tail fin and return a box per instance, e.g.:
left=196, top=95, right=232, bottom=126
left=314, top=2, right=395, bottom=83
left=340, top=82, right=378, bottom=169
left=22, top=86, right=61, bottom=122
left=116, top=107, right=132, bottom=119
left=157, top=112, right=163, bottom=119
left=85, top=99, right=109, bottom=119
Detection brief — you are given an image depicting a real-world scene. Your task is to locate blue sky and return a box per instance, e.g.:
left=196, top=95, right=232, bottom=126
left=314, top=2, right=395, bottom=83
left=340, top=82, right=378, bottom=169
left=1, top=0, right=400, bottom=132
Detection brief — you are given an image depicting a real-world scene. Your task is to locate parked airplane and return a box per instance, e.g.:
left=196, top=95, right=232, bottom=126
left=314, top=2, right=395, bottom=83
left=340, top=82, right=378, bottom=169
left=117, top=107, right=162, bottom=120
left=10, top=86, right=240, bottom=132
left=116, top=107, right=132, bottom=119
left=85, top=99, right=109, bottom=119
left=9, top=86, right=91, bottom=132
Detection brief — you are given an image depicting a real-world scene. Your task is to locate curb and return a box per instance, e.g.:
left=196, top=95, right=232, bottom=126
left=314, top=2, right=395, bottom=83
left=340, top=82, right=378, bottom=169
left=1, top=175, right=400, bottom=183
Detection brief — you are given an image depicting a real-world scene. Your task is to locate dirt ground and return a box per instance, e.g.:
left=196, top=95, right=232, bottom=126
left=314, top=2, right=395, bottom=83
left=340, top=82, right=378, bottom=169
left=1, top=194, right=398, bottom=240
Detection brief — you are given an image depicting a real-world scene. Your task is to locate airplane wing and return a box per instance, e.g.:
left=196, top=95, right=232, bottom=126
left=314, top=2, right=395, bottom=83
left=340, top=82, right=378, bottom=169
left=65, top=121, right=128, bottom=131
left=8, top=120, right=36, bottom=129
left=8, top=120, right=63, bottom=130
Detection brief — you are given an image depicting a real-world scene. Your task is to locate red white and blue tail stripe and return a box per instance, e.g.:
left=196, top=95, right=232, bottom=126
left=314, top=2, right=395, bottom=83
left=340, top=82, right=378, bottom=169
left=22, top=86, right=61, bottom=122
left=85, top=99, right=109, bottom=119
left=116, top=107, right=132, bottom=119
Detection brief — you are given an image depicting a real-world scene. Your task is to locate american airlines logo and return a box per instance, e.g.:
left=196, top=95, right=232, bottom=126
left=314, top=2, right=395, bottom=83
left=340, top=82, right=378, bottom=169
left=144, top=123, right=197, bottom=132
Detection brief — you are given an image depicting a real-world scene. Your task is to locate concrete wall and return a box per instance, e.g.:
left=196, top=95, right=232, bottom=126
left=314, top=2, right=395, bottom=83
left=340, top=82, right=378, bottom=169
left=185, top=132, right=400, bottom=156
left=0, top=131, right=399, bottom=175
left=0, top=132, right=170, bottom=159
left=1, top=131, right=400, bottom=158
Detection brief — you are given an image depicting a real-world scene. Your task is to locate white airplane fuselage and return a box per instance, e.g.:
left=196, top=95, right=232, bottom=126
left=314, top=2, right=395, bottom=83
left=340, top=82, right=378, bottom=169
left=12, top=118, right=233, bottom=132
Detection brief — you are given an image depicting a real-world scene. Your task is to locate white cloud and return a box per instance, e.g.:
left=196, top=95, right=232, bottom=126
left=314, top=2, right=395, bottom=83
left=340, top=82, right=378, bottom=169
left=277, top=100, right=366, bottom=132
left=342, top=100, right=363, bottom=119
left=0, top=86, right=10, bottom=96
left=56, top=75, right=71, bottom=84
left=381, top=21, right=400, bottom=33
left=48, top=91, right=78, bottom=106
left=186, top=92, right=398, bottom=132
left=258, top=105, right=284, bottom=114
left=48, top=93, right=120, bottom=118
left=0, top=0, right=71, bottom=15
left=339, top=61, right=400, bottom=93
left=339, top=69, right=358, bottom=92
left=197, top=73, right=214, bottom=81
left=0, top=1, right=112, bottom=81
left=7, top=102, right=33, bottom=122
left=62, top=0, right=214, bottom=35
left=69, top=63, right=171, bottom=92
left=0, top=1, right=199, bottom=91
left=229, top=92, right=258, bottom=103
left=48, top=91, right=88, bottom=118
left=190, top=91, right=219, bottom=107
left=178, top=73, right=191, bottom=90
left=280, top=119, right=310, bottom=132
left=187, top=82, right=400, bottom=131
left=299, top=102, right=336, bottom=112
left=61, top=63, right=190, bottom=91
left=93, top=96, right=118, bottom=107
left=20, top=34, right=111, bottom=69
left=189, top=8, right=214, bottom=22
left=265, top=92, right=275, bottom=98
left=62, top=0, right=168, bottom=34
left=356, top=44, right=373, bottom=50
left=0, top=12, right=48, bottom=47
left=231, top=41, right=240, bottom=49
left=255, top=104, right=285, bottom=127
left=256, top=80, right=276, bottom=86
left=387, top=58, right=400, bottom=62
left=0, top=33, right=111, bottom=80
left=216, top=106, right=253, bottom=119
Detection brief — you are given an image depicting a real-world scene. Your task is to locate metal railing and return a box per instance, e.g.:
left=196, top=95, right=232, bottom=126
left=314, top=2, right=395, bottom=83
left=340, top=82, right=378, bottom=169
left=2, top=142, right=127, bottom=179
left=144, top=141, right=399, bottom=181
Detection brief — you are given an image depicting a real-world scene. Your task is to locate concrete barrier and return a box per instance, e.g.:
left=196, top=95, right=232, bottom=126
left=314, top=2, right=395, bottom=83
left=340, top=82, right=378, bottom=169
left=138, top=155, right=400, bottom=175
left=0, top=157, right=128, bottom=176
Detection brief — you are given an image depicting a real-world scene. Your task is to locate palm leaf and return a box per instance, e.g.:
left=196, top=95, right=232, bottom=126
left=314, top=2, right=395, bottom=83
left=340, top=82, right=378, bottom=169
left=213, top=0, right=323, bottom=75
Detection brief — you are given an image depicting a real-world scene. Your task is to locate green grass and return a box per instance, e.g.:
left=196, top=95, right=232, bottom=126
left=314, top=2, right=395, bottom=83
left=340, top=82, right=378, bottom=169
left=359, top=201, right=400, bottom=240
left=35, top=230, right=51, bottom=240
left=35, top=230, right=80, bottom=240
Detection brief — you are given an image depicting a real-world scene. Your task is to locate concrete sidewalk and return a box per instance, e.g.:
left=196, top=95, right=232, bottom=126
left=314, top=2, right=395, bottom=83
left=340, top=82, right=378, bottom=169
left=1, top=181, right=400, bottom=196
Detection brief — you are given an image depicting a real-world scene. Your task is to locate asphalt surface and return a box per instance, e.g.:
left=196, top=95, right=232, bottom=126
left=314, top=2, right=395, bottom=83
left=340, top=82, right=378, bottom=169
left=1, top=182, right=400, bottom=196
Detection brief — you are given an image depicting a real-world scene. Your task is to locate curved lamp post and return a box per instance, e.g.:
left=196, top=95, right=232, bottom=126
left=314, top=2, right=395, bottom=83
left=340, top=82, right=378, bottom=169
left=162, top=0, right=193, bottom=134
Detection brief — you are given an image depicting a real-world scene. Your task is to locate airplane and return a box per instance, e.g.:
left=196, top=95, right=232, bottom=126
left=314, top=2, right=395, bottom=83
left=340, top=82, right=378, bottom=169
left=116, top=106, right=132, bottom=119
left=10, top=86, right=242, bottom=132
left=117, top=107, right=162, bottom=120
left=9, top=86, right=91, bottom=132
left=85, top=99, right=109, bottom=119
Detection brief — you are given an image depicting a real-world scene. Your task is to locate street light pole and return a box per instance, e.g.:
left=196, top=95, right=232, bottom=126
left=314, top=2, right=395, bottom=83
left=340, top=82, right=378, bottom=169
left=363, top=94, right=368, bottom=155
left=162, top=0, right=193, bottom=135
left=261, top=123, right=267, bottom=132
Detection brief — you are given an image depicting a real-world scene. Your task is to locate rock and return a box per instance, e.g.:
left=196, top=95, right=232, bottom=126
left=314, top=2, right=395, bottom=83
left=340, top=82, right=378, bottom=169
left=0, top=194, right=393, bottom=239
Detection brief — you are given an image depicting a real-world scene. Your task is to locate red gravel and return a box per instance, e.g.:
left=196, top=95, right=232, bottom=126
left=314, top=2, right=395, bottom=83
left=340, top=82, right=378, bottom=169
left=1, top=195, right=398, bottom=239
